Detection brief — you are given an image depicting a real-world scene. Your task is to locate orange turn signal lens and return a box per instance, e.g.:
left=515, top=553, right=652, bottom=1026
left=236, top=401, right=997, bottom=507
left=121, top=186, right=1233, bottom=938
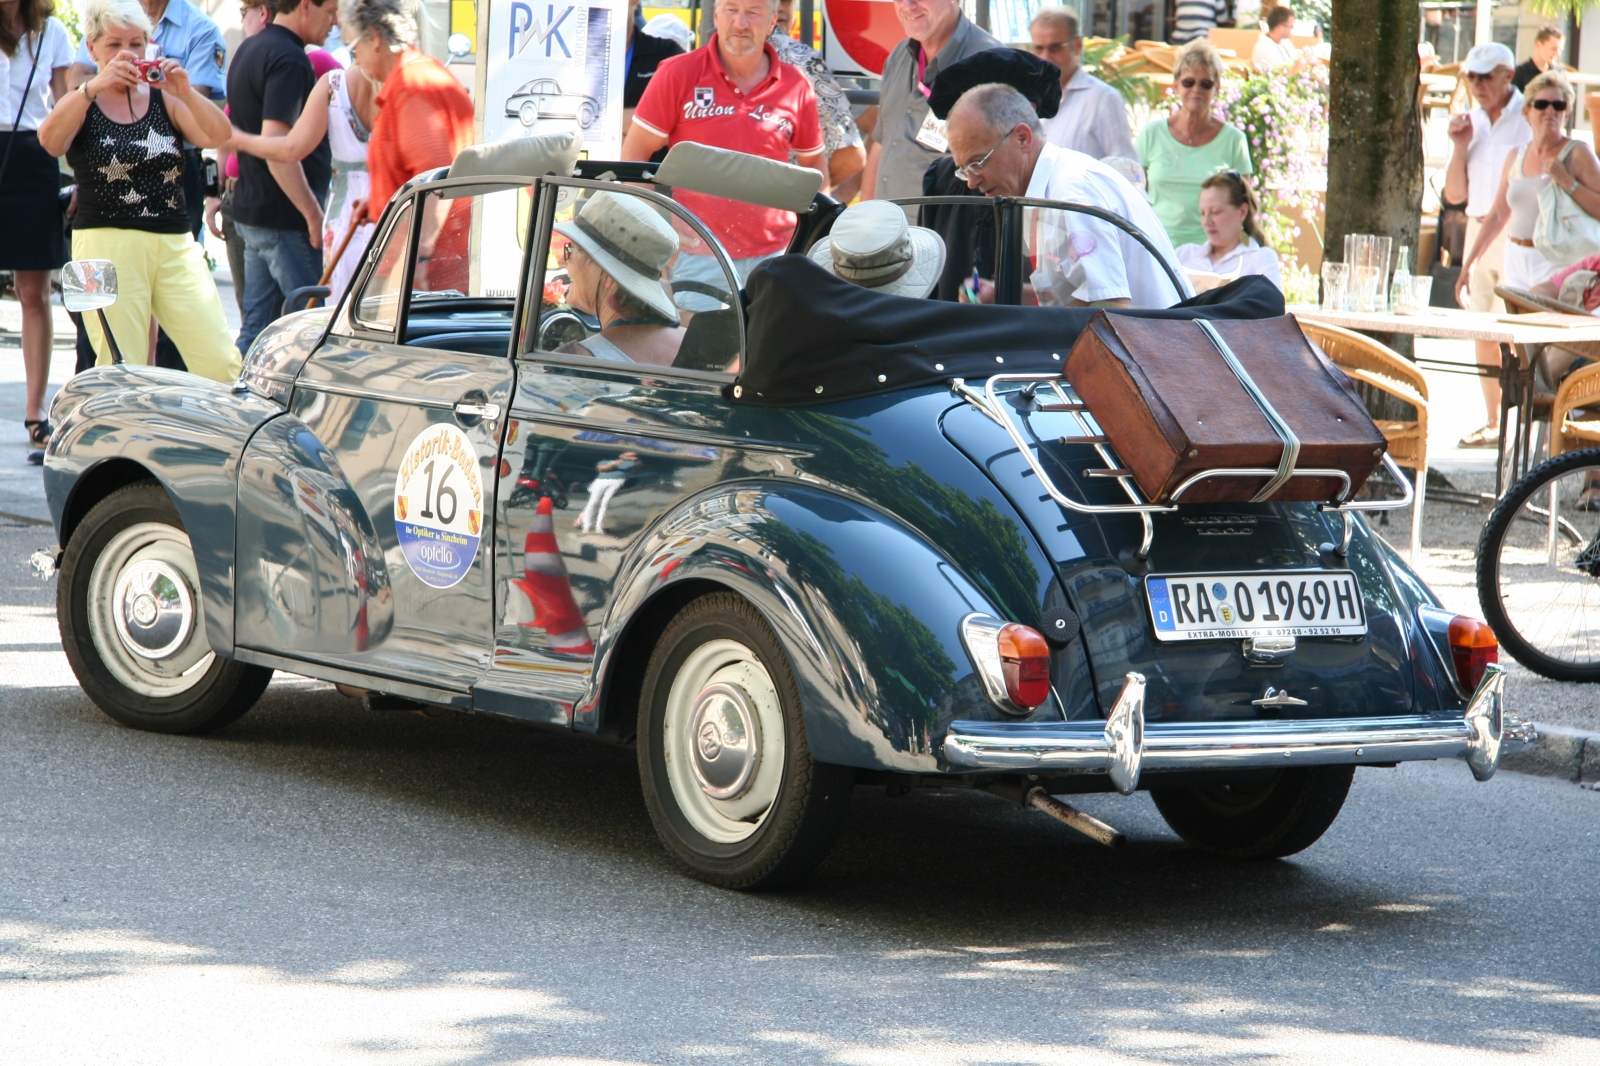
left=998, top=623, right=1052, bottom=708
left=1447, top=615, right=1498, bottom=691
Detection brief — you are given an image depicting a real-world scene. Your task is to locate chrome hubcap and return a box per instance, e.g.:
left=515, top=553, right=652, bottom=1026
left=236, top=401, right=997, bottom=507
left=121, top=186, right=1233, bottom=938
left=688, top=682, right=760, bottom=800
left=662, top=639, right=785, bottom=844
left=112, top=560, right=194, bottom=660
left=86, top=521, right=214, bottom=699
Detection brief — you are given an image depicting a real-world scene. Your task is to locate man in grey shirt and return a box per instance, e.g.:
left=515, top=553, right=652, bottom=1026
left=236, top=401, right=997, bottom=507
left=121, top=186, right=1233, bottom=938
left=864, top=0, right=998, bottom=202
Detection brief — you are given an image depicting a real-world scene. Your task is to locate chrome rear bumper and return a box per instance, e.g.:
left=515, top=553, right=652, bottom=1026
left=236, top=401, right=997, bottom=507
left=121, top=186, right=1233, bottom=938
left=943, top=665, right=1529, bottom=791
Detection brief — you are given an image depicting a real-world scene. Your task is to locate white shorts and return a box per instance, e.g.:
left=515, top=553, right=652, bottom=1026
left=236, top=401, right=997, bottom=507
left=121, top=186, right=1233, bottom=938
left=1503, top=239, right=1560, bottom=291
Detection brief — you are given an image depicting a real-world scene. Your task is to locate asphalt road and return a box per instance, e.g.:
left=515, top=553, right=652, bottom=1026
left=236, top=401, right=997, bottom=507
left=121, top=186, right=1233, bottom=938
left=0, top=522, right=1597, bottom=1064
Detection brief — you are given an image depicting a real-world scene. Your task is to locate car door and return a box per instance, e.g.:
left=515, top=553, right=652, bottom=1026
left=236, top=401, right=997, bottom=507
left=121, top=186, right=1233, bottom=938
left=477, top=178, right=754, bottom=728
left=278, top=181, right=529, bottom=690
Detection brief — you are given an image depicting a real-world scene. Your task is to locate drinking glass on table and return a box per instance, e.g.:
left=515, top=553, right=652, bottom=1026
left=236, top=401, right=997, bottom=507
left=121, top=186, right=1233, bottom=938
left=1354, top=265, right=1382, bottom=312
left=1321, top=262, right=1349, bottom=312
left=1412, top=276, right=1434, bottom=313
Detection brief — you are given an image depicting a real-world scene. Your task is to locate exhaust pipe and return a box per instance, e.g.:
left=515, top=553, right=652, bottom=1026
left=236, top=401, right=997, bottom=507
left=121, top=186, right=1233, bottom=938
left=985, top=783, right=1127, bottom=849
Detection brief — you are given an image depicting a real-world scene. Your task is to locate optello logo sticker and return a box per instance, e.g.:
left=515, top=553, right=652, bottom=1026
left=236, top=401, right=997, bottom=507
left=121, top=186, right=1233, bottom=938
left=394, top=423, right=484, bottom=588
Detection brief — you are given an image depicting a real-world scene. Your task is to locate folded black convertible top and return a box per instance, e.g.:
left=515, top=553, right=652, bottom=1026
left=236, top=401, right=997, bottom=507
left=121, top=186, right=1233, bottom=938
left=728, top=256, right=1285, bottom=406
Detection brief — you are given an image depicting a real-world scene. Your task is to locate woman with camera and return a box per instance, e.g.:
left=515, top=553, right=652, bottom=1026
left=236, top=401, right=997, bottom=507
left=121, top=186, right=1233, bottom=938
left=37, top=0, right=238, bottom=381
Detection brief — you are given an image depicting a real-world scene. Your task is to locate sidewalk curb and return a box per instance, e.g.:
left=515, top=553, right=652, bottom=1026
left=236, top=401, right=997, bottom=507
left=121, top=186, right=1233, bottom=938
left=1502, top=723, right=1600, bottom=784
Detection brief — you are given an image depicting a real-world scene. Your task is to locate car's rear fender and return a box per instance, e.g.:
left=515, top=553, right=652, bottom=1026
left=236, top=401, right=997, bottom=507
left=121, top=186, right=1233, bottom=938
left=44, top=367, right=284, bottom=654
left=583, top=481, right=1021, bottom=774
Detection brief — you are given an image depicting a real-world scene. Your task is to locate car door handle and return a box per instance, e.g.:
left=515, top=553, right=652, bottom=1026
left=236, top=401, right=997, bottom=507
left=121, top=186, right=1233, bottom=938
left=453, top=401, right=502, bottom=421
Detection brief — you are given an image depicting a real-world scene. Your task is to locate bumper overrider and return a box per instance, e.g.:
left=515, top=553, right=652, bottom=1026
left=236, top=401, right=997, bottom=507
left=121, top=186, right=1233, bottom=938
left=943, top=665, right=1530, bottom=793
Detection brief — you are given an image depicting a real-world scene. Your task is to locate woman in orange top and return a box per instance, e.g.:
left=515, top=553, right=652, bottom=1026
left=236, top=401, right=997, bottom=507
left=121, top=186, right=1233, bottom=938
left=340, top=0, right=473, bottom=291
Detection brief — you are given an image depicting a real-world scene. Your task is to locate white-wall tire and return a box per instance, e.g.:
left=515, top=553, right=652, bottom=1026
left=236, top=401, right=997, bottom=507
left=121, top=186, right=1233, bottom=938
left=59, top=482, right=272, bottom=734
left=638, top=592, right=853, bottom=889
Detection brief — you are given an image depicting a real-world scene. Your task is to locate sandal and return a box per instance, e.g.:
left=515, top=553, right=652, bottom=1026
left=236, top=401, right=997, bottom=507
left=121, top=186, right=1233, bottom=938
left=24, top=419, right=51, bottom=447
left=1458, top=424, right=1499, bottom=448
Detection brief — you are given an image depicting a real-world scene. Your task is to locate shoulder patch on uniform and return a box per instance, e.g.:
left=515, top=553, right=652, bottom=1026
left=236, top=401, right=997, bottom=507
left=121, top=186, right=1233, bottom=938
left=215, top=44, right=226, bottom=70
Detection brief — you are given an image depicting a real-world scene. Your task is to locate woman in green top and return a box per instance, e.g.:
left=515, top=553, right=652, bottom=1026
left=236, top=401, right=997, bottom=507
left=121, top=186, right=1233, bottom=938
left=1137, top=39, right=1253, bottom=248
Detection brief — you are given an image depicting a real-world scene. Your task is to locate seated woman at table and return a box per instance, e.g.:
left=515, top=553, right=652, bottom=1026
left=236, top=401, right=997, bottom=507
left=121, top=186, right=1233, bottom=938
left=1458, top=70, right=1600, bottom=447
left=1174, top=171, right=1282, bottom=293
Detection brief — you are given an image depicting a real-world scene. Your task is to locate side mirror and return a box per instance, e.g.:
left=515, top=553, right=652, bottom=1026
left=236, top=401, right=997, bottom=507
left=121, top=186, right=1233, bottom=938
left=62, top=259, right=118, bottom=313
left=447, top=32, right=472, bottom=59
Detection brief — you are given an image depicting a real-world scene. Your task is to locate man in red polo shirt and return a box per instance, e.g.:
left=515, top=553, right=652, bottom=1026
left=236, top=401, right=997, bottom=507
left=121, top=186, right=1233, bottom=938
left=622, top=0, right=825, bottom=306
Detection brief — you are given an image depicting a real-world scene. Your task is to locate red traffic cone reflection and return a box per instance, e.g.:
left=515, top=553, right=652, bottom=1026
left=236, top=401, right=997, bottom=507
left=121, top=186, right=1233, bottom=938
left=509, top=496, right=593, bottom=654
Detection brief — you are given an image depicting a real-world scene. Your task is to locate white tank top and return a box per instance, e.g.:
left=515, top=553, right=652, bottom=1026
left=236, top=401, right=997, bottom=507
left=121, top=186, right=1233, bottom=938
left=326, top=70, right=370, bottom=168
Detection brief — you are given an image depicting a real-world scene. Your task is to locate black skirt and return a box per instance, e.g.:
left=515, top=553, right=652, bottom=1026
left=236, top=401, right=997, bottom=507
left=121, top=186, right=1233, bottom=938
left=0, top=131, right=66, bottom=271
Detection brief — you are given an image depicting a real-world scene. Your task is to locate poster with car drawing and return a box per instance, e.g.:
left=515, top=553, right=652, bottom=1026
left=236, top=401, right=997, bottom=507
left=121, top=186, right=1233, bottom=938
left=482, top=0, right=628, bottom=157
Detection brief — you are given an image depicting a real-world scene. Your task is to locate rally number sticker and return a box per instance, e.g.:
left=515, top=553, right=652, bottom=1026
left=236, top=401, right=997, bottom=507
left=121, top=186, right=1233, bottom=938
left=393, top=424, right=484, bottom=588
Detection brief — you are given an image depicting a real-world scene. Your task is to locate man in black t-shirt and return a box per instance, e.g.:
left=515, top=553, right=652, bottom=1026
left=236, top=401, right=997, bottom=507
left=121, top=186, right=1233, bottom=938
left=1513, top=25, right=1565, bottom=92
left=623, top=1, right=685, bottom=122
left=228, top=0, right=338, bottom=353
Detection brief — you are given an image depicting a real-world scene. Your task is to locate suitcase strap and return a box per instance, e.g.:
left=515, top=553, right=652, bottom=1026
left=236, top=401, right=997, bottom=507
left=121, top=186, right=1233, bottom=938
left=1194, top=320, right=1301, bottom=502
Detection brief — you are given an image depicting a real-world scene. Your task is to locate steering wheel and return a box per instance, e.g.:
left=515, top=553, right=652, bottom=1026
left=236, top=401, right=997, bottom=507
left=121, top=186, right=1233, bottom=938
left=670, top=279, right=733, bottom=308
left=536, top=308, right=597, bottom=351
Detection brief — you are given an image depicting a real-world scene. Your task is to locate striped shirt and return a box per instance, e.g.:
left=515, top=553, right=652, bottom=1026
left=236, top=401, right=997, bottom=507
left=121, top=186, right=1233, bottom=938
left=1172, top=0, right=1226, bottom=44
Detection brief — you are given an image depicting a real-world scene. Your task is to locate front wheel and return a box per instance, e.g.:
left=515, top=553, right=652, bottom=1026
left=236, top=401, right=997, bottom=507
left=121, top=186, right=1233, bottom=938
left=637, top=592, right=853, bottom=889
left=58, top=482, right=272, bottom=734
left=1149, top=765, right=1354, bottom=859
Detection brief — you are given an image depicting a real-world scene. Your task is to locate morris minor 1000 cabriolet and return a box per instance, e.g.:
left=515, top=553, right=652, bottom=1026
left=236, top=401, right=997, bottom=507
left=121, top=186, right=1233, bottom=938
left=35, top=136, right=1529, bottom=888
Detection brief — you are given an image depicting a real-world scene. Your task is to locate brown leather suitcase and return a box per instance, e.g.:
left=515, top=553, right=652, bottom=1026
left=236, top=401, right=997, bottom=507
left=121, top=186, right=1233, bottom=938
left=1063, top=314, right=1388, bottom=504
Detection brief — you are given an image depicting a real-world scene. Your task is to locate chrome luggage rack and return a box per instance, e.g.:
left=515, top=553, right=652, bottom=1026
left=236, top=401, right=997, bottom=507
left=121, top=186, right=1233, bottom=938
left=950, top=371, right=1414, bottom=559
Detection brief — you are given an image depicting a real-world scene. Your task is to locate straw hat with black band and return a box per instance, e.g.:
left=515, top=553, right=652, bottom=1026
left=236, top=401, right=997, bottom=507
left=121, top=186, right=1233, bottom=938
left=808, top=200, right=947, bottom=299
left=554, top=192, right=680, bottom=323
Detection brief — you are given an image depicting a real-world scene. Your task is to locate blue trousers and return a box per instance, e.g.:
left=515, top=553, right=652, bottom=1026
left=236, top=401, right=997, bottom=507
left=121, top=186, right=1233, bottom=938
left=235, top=221, right=321, bottom=355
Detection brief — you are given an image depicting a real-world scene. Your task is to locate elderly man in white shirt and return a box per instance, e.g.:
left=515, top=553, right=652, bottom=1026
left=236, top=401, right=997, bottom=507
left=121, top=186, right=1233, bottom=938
left=1028, top=7, right=1135, bottom=162
left=947, top=83, right=1190, bottom=308
left=1445, top=41, right=1532, bottom=448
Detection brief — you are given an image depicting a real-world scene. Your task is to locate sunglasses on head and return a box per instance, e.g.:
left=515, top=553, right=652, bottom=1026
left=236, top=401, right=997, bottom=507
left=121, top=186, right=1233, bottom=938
left=1531, top=98, right=1569, bottom=111
left=1179, top=77, right=1216, bottom=91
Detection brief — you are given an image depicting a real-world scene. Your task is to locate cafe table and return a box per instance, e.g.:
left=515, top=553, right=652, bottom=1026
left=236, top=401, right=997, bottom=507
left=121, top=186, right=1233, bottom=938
left=1289, top=304, right=1600, bottom=496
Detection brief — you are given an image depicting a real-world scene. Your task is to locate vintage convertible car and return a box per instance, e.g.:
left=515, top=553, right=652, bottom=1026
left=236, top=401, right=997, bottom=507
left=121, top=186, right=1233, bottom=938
left=34, top=137, right=1529, bottom=889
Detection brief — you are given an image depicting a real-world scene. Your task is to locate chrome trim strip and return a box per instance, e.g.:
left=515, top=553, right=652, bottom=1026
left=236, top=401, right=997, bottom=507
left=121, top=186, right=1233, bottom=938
left=293, top=380, right=456, bottom=411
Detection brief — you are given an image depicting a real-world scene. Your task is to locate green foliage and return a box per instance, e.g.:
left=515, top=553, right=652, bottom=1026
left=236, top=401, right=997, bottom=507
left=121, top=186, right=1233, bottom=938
left=1290, top=0, right=1332, bottom=29
left=1520, top=0, right=1593, bottom=21
left=53, top=0, right=81, bottom=46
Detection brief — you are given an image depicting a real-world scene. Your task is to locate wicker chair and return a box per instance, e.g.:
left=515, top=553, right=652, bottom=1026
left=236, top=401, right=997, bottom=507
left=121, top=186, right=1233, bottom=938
left=1300, top=322, right=1429, bottom=558
left=1495, top=286, right=1600, bottom=455
left=1551, top=362, right=1600, bottom=456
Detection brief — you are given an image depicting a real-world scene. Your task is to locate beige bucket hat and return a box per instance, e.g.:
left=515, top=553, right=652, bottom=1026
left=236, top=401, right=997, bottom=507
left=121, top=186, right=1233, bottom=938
left=808, top=200, right=946, bottom=299
left=555, top=192, right=680, bottom=322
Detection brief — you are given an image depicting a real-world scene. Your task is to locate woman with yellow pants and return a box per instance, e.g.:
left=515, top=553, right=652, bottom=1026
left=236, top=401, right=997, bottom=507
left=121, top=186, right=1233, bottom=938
left=37, top=0, right=239, bottom=382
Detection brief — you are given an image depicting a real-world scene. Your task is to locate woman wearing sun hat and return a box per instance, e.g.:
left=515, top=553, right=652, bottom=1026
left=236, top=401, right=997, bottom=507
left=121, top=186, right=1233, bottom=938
left=807, top=200, right=947, bottom=299
left=553, top=191, right=685, bottom=365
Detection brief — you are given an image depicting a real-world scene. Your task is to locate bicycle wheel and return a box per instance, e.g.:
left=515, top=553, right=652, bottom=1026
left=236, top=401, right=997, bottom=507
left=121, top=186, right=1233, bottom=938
left=1478, top=446, right=1600, bottom=681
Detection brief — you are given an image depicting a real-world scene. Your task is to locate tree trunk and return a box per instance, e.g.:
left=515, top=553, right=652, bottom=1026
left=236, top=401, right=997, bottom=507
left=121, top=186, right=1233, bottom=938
left=1325, top=0, right=1424, bottom=409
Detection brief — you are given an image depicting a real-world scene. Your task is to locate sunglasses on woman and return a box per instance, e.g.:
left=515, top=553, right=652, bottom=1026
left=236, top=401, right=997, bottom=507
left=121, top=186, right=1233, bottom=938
left=1179, top=77, right=1216, bottom=91
left=1531, top=98, right=1569, bottom=111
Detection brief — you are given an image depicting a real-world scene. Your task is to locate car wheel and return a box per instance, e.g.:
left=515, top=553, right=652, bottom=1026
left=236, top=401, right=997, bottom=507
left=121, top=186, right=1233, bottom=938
left=519, top=101, right=538, bottom=126
left=58, top=481, right=272, bottom=734
left=1148, top=765, right=1354, bottom=859
left=637, top=592, right=853, bottom=889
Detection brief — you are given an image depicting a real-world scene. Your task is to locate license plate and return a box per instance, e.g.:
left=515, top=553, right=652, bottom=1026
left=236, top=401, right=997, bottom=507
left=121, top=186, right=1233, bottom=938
left=1145, top=570, right=1367, bottom=642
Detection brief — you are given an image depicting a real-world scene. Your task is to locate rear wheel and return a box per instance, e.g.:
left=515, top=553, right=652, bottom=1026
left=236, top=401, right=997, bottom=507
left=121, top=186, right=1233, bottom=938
left=637, top=592, right=853, bottom=889
left=1149, top=765, right=1354, bottom=859
left=59, top=482, right=272, bottom=734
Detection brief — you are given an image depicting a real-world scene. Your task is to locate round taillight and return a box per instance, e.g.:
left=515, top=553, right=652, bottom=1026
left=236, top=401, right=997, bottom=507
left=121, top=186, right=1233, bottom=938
left=1447, top=615, right=1499, bottom=691
left=998, top=623, right=1052, bottom=708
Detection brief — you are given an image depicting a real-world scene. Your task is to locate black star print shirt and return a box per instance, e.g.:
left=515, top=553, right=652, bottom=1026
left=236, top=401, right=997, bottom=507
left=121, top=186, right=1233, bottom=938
left=66, top=90, right=189, bottom=234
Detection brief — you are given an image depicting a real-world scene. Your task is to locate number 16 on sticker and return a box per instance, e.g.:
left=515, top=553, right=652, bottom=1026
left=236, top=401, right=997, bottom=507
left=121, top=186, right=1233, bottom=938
left=394, top=424, right=484, bottom=588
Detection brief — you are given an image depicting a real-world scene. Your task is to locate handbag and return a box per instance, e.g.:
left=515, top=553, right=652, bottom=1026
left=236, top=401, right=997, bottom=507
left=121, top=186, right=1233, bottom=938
left=1535, top=140, right=1600, bottom=267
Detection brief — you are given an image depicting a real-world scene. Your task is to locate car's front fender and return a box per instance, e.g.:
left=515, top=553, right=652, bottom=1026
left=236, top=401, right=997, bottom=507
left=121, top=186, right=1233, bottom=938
left=44, top=367, right=284, bottom=653
left=584, top=481, right=1012, bottom=774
